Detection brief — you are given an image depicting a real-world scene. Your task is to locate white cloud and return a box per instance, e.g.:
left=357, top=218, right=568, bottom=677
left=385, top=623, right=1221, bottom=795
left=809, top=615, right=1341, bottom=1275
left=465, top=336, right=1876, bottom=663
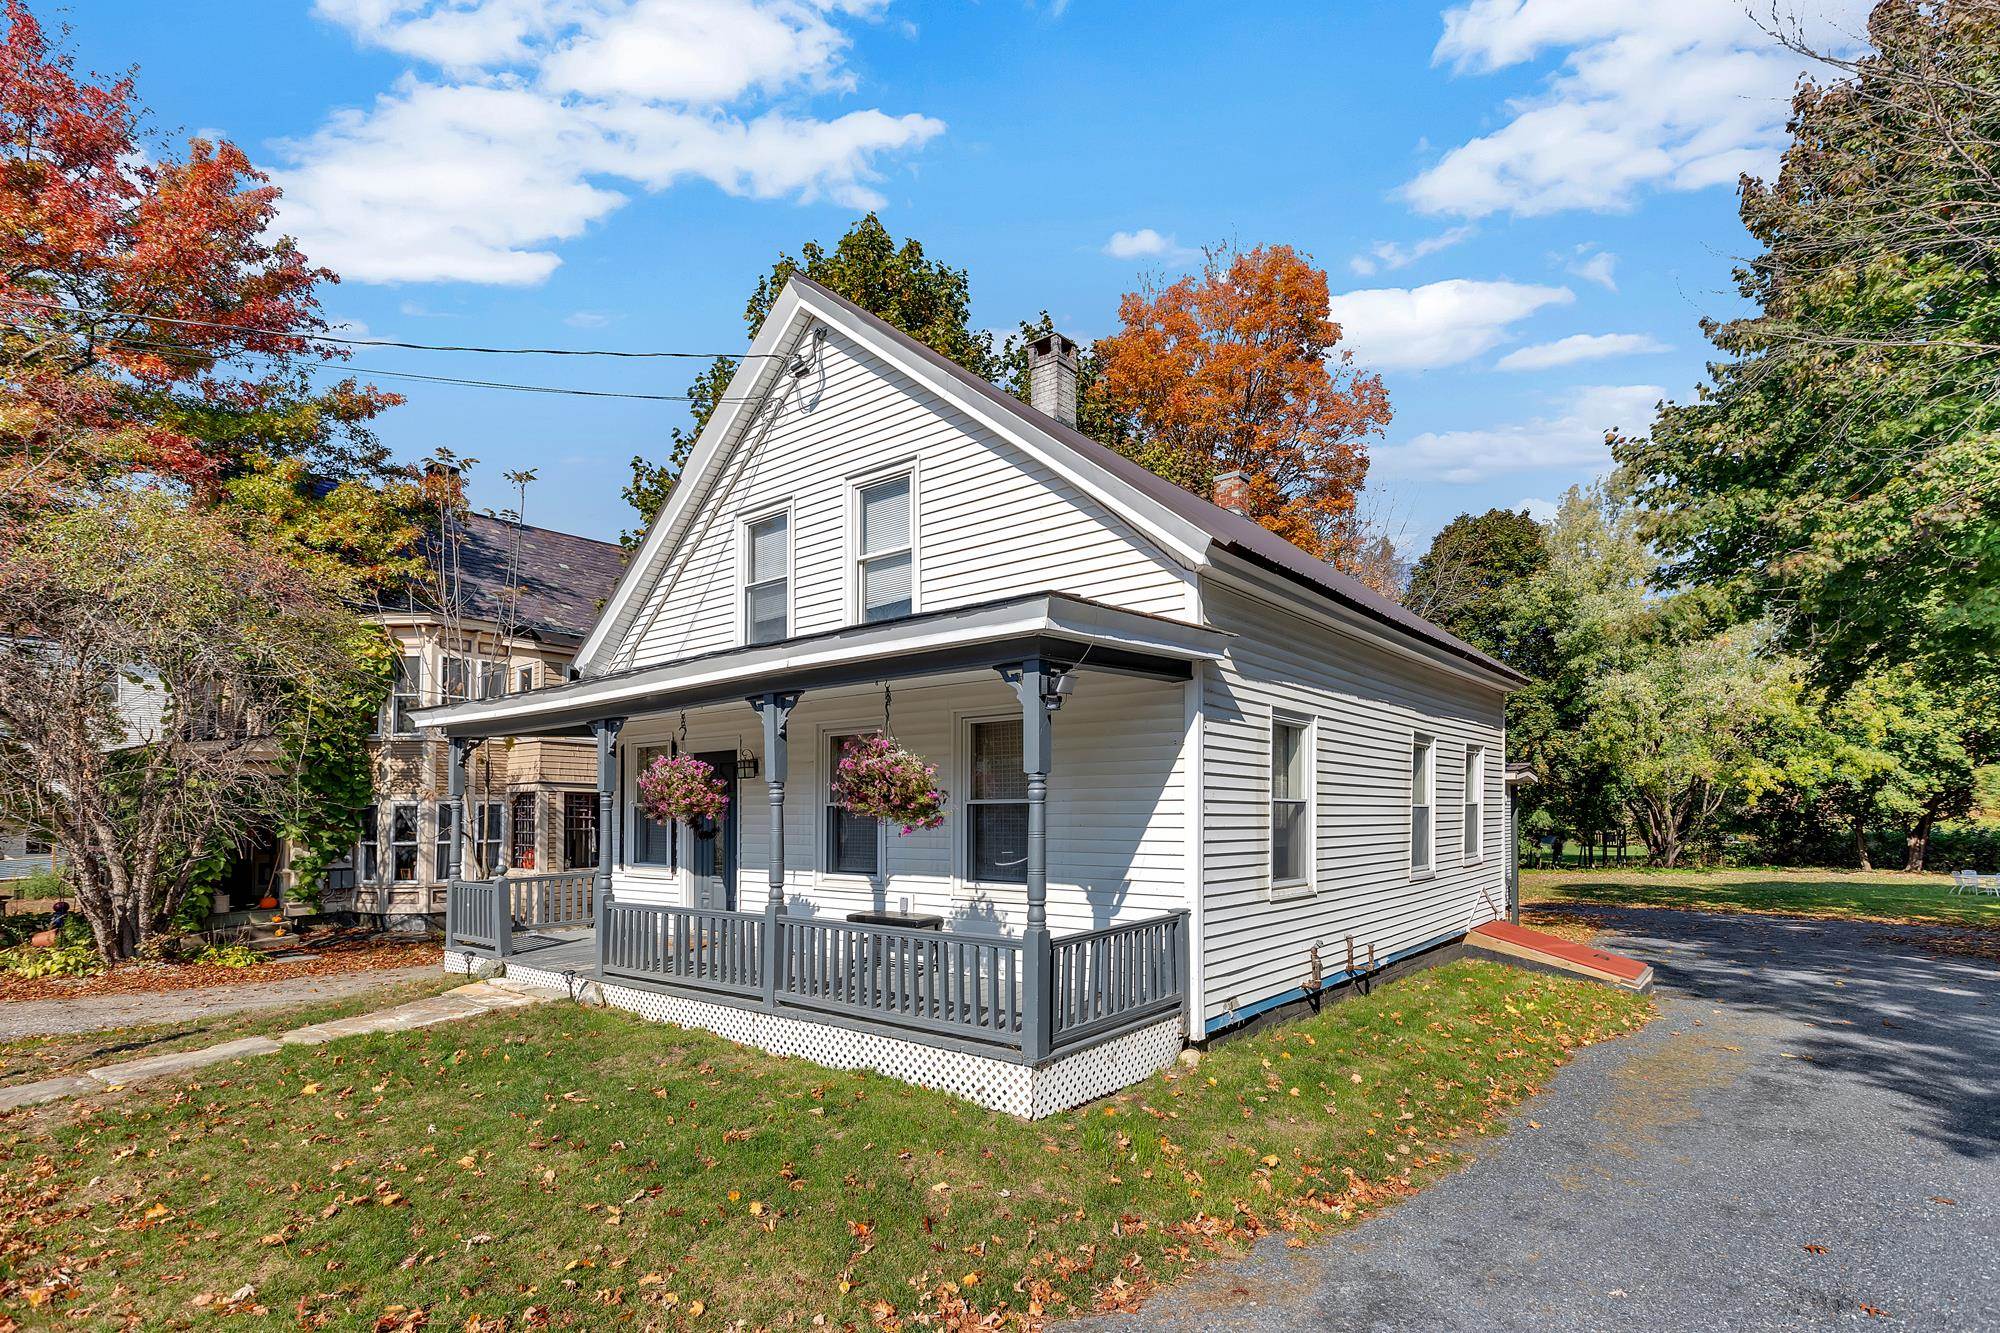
left=1327, top=278, right=1572, bottom=372
left=1406, top=0, right=1871, bottom=218
left=1103, top=227, right=1191, bottom=261
left=1376, top=383, right=1662, bottom=483
left=287, top=1, right=940, bottom=285
left=1348, top=224, right=1475, bottom=276
left=565, top=309, right=612, bottom=328
left=1565, top=245, right=1617, bottom=290
left=1515, top=496, right=1559, bottom=524
left=1494, top=331, right=1667, bottom=371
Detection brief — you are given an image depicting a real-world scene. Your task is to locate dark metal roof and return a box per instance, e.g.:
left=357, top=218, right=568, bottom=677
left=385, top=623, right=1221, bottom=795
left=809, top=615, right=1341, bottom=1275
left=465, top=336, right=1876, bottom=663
left=789, top=274, right=1528, bottom=687
left=408, top=512, right=625, bottom=642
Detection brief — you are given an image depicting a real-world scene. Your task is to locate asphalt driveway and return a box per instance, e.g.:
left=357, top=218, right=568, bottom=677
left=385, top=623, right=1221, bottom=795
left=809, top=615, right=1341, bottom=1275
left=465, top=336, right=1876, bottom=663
left=1078, top=908, right=2000, bottom=1331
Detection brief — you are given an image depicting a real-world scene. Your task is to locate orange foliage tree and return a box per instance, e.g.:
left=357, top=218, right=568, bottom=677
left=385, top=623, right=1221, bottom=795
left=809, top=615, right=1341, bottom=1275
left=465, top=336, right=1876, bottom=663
left=0, top=0, right=396, bottom=525
left=1091, top=243, right=1391, bottom=564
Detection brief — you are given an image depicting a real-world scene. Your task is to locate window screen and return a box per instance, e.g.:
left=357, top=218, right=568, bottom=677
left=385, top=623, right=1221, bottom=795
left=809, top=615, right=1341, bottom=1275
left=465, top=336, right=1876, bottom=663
left=967, top=718, right=1027, bottom=884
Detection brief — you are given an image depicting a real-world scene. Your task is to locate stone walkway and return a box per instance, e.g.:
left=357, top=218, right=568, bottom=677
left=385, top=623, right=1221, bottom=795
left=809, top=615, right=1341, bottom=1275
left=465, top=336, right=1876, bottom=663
left=0, top=978, right=550, bottom=1112
left=0, top=964, right=443, bottom=1040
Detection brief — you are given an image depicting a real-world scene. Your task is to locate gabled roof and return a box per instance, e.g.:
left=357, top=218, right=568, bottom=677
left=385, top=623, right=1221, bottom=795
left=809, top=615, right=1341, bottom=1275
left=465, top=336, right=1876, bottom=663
left=582, top=274, right=1527, bottom=689
left=390, top=512, right=625, bottom=642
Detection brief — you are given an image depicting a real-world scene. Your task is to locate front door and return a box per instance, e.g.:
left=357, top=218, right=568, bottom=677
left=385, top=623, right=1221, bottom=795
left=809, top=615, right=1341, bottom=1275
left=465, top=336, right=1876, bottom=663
left=689, top=751, right=738, bottom=911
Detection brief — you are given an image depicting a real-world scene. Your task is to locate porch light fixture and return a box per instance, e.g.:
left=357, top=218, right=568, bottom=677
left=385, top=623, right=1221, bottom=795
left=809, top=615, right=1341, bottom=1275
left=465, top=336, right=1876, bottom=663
left=1042, top=668, right=1076, bottom=710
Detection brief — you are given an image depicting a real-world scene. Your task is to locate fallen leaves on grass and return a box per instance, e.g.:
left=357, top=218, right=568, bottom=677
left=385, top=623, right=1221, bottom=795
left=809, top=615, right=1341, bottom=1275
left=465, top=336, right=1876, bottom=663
left=0, top=930, right=440, bottom=1001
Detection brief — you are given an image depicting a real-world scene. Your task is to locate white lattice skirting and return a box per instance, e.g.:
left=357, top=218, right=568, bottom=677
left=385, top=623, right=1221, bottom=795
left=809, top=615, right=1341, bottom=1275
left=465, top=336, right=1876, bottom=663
left=444, top=950, right=1183, bottom=1118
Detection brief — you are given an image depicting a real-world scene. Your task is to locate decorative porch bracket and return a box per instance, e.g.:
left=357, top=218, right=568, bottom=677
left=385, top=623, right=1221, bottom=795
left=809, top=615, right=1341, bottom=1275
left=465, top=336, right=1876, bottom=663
left=591, top=716, right=627, bottom=976
left=999, top=658, right=1065, bottom=1062
left=751, top=691, right=802, bottom=1011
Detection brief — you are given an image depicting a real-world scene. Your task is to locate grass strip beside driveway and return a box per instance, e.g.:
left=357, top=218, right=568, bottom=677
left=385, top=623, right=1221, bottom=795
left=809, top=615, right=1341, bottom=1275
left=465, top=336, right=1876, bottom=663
left=0, top=960, right=1649, bottom=1330
left=1523, top=868, right=1999, bottom=931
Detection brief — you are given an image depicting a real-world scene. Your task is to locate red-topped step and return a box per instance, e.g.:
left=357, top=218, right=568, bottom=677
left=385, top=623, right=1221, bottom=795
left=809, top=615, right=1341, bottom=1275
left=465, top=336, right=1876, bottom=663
left=1468, top=920, right=1653, bottom=991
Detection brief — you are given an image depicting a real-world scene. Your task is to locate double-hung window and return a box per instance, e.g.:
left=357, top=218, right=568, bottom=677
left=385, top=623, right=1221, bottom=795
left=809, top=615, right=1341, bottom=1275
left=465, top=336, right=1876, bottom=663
left=512, top=793, right=538, bottom=869
left=474, top=802, right=503, bottom=875
left=825, top=733, right=881, bottom=877
left=389, top=656, right=421, bottom=736
left=744, top=511, right=790, bottom=645
left=1410, top=736, right=1435, bottom=874
left=517, top=665, right=534, bottom=694
left=633, top=746, right=677, bottom=867
left=479, top=661, right=506, bottom=700
left=433, top=801, right=455, bottom=880
left=855, top=474, right=913, bottom=623
left=1270, top=717, right=1310, bottom=891
left=1463, top=745, right=1486, bottom=861
left=966, top=718, right=1028, bottom=885
left=441, top=656, right=471, bottom=706
left=358, top=805, right=379, bottom=882
left=391, top=803, right=420, bottom=881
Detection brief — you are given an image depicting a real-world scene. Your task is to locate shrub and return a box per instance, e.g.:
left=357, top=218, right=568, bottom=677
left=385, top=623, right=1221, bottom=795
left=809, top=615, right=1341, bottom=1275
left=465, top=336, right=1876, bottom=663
left=190, top=943, right=260, bottom=969
left=0, top=942, right=101, bottom=979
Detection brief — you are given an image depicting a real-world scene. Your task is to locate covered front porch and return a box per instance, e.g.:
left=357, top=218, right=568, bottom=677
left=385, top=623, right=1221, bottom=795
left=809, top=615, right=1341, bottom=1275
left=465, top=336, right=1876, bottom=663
left=426, top=594, right=1222, bottom=1114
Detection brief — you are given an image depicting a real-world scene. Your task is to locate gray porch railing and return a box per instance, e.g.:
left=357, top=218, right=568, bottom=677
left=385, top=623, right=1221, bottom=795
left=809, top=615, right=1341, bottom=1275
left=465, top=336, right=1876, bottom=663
left=600, top=901, right=765, bottom=999
left=1047, top=910, right=1189, bottom=1051
left=447, top=886, right=1190, bottom=1064
left=510, top=870, right=596, bottom=931
left=444, top=879, right=508, bottom=957
left=777, top=916, right=1025, bottom=1048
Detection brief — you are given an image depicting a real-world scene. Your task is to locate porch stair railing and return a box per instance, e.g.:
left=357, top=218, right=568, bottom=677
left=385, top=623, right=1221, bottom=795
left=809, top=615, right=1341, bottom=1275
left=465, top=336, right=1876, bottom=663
left=446, top=885, right=1189, bottom=1063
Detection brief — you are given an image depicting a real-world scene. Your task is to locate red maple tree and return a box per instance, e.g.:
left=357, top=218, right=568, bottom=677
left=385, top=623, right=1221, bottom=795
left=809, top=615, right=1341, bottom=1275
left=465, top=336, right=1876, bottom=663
left=1092, top=243, right=1391, bottom=563
left=0, top=0, right=394, bottom=518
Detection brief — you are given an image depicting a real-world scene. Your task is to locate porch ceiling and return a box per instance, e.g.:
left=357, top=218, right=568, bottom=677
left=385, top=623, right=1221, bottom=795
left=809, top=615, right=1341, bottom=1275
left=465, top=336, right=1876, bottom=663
left=413, top=592, right=1229, bottom=740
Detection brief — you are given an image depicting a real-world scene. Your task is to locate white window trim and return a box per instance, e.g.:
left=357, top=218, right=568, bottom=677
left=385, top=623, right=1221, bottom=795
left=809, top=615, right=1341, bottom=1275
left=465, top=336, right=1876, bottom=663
left=951, top=708, right=1030, bottom=900
left=846, top=462, right=920, bottom=627
left=1411, top=733, right=1437, bottom=880
left=1269, top=709, right=1315, bottom=901
left=816, top=721, right=886, bottom=886
left=737, top=501, right=795, bottom=648
left=1463, top=743, right=1487, bottom=864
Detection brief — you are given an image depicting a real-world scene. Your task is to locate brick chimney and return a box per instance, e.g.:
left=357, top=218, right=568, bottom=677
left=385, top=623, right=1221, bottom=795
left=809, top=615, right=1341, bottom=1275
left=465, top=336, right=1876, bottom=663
left=1027, top=331, right=1079, bottom=428
left=1212, top=469, right=1251, bottom=517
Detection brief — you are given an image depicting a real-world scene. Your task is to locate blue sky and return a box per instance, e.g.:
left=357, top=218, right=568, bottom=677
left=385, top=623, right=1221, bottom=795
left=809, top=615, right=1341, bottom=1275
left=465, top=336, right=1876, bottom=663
left=73, top=0, right=1867, bottom=549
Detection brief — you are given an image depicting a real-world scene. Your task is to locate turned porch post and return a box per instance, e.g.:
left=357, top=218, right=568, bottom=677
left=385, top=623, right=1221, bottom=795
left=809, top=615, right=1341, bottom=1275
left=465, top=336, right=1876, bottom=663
left=591, top=717, right=626, bottom=974
left=1003, top=658, right=1061, bottom=1062
left=446, top=737, right=470, bottom=883
left=752, top=691, right=800, bottom=1009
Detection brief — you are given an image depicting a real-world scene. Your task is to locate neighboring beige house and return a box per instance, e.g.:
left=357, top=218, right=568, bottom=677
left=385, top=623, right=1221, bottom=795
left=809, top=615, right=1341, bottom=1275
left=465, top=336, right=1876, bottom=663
left=305, top=513, right=626, bottom=928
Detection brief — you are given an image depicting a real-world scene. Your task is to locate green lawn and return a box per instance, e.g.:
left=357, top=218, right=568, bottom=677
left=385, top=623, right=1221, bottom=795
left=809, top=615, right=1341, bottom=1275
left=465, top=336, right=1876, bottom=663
left=1523, top=867, right=2000, bottom=929
left=0, top=961, right=1649, bottom=1330
left=0, top=975, right=467, bottom=1090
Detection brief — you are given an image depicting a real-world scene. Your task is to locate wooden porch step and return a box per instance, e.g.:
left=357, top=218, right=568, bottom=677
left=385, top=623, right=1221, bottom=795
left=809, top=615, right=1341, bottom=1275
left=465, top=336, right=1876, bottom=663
left=1467, top=920, right=1653, bottom=991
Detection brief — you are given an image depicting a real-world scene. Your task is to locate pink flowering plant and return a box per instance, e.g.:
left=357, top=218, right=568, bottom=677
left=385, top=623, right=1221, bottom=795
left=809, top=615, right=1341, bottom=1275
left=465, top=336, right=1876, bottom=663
left=636, top=753, right=730, bottom=824
left=831, top=734, right=947, bottom=834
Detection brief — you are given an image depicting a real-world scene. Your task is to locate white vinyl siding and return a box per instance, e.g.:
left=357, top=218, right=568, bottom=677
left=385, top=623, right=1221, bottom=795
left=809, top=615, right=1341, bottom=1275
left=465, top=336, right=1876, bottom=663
left=1198, top=580, right=1507, bottom=1033
left=609, top=673, right=1189, bottom=936
left=608, top=327, right=1190, bottom=672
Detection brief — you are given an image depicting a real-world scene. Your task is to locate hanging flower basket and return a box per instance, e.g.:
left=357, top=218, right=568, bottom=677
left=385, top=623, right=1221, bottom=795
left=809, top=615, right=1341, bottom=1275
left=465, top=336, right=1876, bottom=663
left=636, top=753, right=730, bottom=824
left=832, top=734, right=947, bottom=834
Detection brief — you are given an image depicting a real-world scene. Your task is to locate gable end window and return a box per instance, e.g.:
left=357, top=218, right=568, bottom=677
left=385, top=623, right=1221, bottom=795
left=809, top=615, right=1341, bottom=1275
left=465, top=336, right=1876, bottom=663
left=744, top=511, right=790, bottom=645
left=1463, top=745, right=1486, bottom=861
left=855, top=474, right=913, bottom=623
left=1411, top=736, right=1435, bottom=875
left=1270, top=717, right=1310, bottom=890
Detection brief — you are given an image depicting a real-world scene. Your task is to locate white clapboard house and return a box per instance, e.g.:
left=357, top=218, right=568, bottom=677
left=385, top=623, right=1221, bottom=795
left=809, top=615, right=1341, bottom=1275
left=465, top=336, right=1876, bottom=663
left=418, top=275, right=1527, bottom=1117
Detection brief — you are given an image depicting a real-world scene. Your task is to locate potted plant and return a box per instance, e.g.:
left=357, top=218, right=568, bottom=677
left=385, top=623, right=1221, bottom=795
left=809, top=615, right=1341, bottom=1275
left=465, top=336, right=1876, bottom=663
left=832, top=734, right=947, bottom=834
left=636, top=752, right=731, bottom=825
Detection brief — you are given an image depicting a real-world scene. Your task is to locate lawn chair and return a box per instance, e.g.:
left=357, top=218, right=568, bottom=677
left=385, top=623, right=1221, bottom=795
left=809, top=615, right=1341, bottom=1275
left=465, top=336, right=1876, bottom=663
left=1952, top=869, right=1980, bottom=895
left=1987, top=874, right=2000, bottom=898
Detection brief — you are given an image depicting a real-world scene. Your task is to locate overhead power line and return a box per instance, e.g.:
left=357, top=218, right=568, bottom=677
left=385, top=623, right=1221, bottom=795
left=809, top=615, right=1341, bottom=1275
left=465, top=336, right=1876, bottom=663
left=0, top=296, right=779, bottom=360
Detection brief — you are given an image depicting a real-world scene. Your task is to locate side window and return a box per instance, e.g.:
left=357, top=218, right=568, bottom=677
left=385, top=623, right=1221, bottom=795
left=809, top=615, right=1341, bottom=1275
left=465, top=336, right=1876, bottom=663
left=855, top=474, right=913, bottom=623
left=517, top=665, right=534, bottom=694
left=1411, top=736, right=1435, bottom=874
left=433, top=801, right=454, bottom=880
left=390, top=656, right=421, bottom=736
left=358, top=805, right=379, bottom=882
left=1270, top=716, right=1310, bottom=890
left=1463, top=744, right=1485, bottom=861
left=633, top=746, right=678, bottom=867
left=744, top=511, right=790, bottom=645
left=966, top=718, right=1028, bottom=885
left=512, top=793, right=538, bottom=869
left=391, top=803, right=420, bottom=881
left=825, top=732, right=881, bottom=877
left=442, top=656, right=471, bottom=705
